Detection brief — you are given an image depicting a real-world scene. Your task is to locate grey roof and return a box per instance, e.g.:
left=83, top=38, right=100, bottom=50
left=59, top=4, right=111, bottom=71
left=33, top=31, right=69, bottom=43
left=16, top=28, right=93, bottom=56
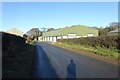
left=109, top=28, right=120, bottom=33
left=26, top=28, right=41, bottom=36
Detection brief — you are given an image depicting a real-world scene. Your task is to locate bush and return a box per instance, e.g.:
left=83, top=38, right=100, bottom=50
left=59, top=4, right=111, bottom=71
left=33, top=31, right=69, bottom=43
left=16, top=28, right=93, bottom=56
left=57, top=36, right=120, bottom=50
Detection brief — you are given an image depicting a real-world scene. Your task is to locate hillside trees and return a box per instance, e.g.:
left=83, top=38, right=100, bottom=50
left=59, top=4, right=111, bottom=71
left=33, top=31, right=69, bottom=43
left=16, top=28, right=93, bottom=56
left=98, top=22, right=119, bottom=36
left=26, top=28, right=42, bottom=43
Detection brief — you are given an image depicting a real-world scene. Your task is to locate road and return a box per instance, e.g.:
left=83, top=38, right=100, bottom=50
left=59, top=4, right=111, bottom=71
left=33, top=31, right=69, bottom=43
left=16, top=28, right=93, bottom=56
left=33, top=42, right=58, bottom=78
left=33, top=42, right=118, bottom=78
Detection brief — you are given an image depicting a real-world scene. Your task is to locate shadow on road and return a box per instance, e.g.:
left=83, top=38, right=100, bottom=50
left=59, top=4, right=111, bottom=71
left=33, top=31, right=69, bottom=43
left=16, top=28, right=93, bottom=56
left=33, top=43, right=58, bottom=78
left=66, top=59, right=76, bottom=79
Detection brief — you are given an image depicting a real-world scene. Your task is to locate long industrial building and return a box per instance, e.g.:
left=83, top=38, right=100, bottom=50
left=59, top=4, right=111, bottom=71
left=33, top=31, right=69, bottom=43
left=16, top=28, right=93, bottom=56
left=39, top=25, right=98, bottom=42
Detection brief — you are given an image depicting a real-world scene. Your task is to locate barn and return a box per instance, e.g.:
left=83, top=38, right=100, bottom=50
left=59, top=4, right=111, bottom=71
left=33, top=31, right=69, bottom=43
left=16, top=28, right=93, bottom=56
left=39, top=25, right=98, bottom=42
left=107, top=28, right=120, bottom=36
left=7, top=28, right=23, bottom=37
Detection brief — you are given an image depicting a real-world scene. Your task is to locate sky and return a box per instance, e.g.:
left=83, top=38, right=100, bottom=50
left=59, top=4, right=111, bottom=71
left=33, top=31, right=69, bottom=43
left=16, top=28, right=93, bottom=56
left=2, top=2, right=118, bottom=33
left=2, top=0, right=120, bottom=2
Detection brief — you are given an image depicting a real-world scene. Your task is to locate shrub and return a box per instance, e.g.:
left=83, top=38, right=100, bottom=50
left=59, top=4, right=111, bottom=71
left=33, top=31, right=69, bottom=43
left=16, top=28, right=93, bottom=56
left=58, top=36, right=119, bottom=50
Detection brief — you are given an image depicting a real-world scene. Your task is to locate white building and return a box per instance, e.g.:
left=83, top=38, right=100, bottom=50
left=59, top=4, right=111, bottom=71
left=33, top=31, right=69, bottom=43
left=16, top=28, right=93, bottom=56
left=39, top=25, right=98, bottom=42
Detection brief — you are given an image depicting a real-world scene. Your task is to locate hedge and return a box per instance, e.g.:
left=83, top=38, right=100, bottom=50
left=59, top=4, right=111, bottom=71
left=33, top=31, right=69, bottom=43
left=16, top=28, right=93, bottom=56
left=57, top=36, right=120, bottom=50
left=2, top=32, right=25, bottom=51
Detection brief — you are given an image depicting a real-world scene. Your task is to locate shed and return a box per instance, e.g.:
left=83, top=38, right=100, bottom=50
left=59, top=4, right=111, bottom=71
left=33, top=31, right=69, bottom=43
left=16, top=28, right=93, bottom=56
left=107, top=28, right=120, bottom=36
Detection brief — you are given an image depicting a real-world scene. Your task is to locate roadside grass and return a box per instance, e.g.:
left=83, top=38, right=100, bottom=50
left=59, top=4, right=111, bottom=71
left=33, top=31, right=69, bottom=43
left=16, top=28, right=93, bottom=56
left=53, top=42, right=119, bottom=60
left=2, top=43, right=35, bottom=78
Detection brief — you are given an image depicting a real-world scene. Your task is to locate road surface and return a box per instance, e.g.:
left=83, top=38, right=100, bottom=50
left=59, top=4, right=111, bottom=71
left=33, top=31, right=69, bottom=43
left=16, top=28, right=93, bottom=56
left=33, top=42, right=118, bottom=78
left=33, top=42, right=58, bottom=78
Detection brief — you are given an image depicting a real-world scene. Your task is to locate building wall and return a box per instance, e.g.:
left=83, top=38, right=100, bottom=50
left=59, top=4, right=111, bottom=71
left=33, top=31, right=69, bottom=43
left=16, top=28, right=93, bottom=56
left=53, top=37, right=57, bottom=42
left=45, top=37, right=47, bottom=41
left=62, top=36, right=68, bottom=39
left=38, top=37, right=42, bottom=41
left=107, top=32, right=120, bottom=36
left=76, top=36, right=81, bottom=38
left=57, top=36, right=62, bottom=39
left=46, top=37, right=49, bottom=41
left=50, top=37, right=52, bottom=42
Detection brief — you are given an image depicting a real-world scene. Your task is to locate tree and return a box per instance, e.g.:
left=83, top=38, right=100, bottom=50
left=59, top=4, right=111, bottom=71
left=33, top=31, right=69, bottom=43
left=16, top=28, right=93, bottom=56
left=108, top=22, right=118, bottom=31
left=23, top=34, right=28, bottom=39
left=98, top=22, right=119, bottom=36
left=47, top=28, right=54, bottom=31
left=26, top=28, right=42, bottom=41
left=98, top=28, right=109, bottom=36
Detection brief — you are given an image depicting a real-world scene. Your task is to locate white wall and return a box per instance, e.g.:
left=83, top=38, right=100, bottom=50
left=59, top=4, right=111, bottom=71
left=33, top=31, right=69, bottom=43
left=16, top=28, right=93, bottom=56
left=50, top=37, right=52, bottom=42
left=62, top=36, right=68, bottom=39
left=68, top=34, right=76, bottom=38
left=76, top=36, right=81, bottom=38
left=42, top=37, right=45, bottom=41
left=38, top=37, right=42, bottom=41
left=53, top=37, right=57, bottom=42
left=45, top=37, right=47, bottom=41
left=47, top=37, right=50, bottom=42
left=87, top=33, right=94, bottom=37
left=42, top=35, right=90, bottom=42
left=82, top=36, right=87, bottom=37
left=57, top=36, right=62, bottom=39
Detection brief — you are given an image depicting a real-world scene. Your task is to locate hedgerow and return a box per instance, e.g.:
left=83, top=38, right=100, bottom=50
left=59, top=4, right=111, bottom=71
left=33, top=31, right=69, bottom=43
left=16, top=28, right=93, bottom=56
left=57, top=36, right=120, bottom=50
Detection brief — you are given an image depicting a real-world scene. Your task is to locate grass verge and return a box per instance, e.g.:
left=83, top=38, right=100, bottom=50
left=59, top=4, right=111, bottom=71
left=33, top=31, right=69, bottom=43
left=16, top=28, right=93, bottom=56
left=2, top=43, right=35, bottom=78
left=53, top=42, right=119, bottom=60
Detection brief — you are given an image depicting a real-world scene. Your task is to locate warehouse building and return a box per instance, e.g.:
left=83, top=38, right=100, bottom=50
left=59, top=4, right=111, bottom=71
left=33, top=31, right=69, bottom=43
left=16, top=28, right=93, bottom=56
left=39, top=25, right=98, bottom=42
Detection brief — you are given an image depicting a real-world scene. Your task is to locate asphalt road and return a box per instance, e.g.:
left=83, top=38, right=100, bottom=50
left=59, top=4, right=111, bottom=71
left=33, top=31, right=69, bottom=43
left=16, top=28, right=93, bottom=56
left=33, top=42, right=58, bottom=78
left=34, top=42, right=118, bottom=78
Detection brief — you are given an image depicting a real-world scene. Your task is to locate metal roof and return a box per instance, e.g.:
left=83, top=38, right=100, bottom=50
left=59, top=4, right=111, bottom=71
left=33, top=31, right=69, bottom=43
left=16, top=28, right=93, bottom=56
left=42, top=25, right=98, bottom=37
left=109, top=28, right=120, bottom=33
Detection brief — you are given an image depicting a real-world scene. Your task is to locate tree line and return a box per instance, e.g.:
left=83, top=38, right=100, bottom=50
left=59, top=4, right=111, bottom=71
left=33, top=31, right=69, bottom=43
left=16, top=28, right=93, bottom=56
left=93, top=22, right=119, bottom=36
left=23, top=22, right=119, bottom=43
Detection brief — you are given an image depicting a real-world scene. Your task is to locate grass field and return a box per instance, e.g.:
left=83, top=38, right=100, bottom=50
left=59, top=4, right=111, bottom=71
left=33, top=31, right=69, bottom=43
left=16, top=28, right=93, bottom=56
left=2, top=43, right=35, bottom=78
left=53, top=42, right=119, bottom=60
